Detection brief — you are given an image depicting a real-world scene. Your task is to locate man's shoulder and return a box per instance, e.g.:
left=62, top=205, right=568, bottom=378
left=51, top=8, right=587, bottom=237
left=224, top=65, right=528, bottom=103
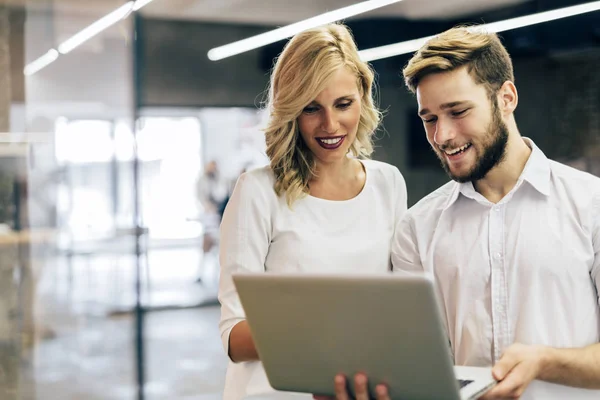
left=549, top=159, right=600, bottom=193
left=550, top=159, right=600, bottom=180
left=405, top=180, right=457, bottom=221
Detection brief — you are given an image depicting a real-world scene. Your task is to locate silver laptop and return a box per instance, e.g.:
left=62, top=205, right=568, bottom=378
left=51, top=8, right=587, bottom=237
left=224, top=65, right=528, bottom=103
left=232, top=272, right=496, bottom=400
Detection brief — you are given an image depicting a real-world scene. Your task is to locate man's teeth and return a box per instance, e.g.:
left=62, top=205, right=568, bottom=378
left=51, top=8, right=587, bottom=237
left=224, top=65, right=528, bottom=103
left=320, top=137, right=342, bottom=145
left=445, top=143, right=471, bottom=155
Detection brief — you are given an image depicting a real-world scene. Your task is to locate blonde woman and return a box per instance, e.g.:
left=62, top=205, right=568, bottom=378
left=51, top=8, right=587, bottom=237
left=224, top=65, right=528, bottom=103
left=218, top=23, right=407, bottom=400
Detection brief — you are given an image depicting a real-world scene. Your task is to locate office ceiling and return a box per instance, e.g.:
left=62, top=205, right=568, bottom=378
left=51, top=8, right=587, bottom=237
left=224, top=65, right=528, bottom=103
left=138, top=0, right=530, bottom=24
left=19, top=0, right=531, bottom=24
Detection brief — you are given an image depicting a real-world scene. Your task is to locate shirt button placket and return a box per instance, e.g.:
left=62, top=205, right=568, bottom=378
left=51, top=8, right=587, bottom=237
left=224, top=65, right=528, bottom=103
left=489, top=204, right=507, bottom=363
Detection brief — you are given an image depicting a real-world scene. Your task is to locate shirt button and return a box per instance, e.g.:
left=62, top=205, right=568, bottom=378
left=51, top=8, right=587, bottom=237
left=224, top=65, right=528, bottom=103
left=494, top=207, right=501, bottom=212
left=495, top=252, right=502, bottom=259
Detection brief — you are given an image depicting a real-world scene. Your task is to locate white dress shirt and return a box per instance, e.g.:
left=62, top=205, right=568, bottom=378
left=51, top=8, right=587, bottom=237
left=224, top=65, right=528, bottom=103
left=219, top=159, right=407, bottom=400
left=392, top=138, right=600, bottom=399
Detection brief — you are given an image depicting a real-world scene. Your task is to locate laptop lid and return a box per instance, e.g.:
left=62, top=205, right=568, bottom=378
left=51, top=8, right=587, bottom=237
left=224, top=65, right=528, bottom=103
left=233, top=272, right=466, bottom=399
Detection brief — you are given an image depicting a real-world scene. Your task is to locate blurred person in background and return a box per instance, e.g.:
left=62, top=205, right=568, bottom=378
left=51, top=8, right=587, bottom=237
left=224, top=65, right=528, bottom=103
left=196, top=160, right=229, bottom=283
left=217, top=23, right=408, bottom=400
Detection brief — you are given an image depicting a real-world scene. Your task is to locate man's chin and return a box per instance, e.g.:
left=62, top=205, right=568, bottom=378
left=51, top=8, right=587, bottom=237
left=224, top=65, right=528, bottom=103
left=445, top=167, right=473, bottom=183
left=451, top=175, right=472, bottom=183
left=440, top=163, right=466, bottom=182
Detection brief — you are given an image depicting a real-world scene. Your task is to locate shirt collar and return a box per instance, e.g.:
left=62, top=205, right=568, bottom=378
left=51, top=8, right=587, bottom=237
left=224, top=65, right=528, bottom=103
left=519, top=137, right=551, bottom=197
left=443, top=137, right=550, bottom=210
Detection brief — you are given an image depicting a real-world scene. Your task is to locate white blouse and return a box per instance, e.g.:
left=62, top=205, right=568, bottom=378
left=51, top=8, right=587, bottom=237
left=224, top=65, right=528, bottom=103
left=218, top=159, right=407, bottom=399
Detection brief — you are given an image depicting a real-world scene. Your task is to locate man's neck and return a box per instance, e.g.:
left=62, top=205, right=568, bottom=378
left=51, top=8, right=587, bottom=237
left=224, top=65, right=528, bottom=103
left=473, top=133, right=532, bottom=204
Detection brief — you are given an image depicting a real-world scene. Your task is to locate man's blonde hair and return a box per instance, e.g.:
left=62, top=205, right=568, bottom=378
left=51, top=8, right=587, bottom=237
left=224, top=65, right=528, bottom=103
left=264, top=23, right=381, bottom=207
left=403, top=26, right=514, bottom=97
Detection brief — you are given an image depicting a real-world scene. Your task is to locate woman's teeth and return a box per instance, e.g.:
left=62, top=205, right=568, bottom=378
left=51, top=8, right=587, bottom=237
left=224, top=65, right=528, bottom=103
left=316, top=135, right=345, bottom=150
left=319, top=137, right=342, bottom=145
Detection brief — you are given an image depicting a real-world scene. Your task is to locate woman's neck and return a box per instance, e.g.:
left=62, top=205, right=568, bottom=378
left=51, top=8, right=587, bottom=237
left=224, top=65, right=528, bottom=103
left=308, top=157, right=366, bottom=201
left=313, top=156, right=356, bottom=184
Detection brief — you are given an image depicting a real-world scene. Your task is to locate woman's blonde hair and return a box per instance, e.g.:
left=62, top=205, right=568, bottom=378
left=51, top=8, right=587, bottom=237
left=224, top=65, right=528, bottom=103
left=403, top=26, right=514, bottom=97
left=264, top=23, right=381, bottom=207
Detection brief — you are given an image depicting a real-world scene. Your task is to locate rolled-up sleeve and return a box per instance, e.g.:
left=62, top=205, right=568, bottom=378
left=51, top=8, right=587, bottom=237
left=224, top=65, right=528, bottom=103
left=218, top=172, right=272, bottom=359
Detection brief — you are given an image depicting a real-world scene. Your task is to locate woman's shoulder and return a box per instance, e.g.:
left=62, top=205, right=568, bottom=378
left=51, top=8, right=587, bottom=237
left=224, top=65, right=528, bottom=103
left=361, top=159, right=406, bottom=200
left=232, top=164, right=278, bottom=202
left=361, top=159, right=403, bottom=183
left=240, top=164, right=276, bottom=186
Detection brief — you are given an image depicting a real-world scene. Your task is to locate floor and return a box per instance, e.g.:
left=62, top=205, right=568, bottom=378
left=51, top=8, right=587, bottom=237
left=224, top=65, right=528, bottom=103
left=18, top=243, right=229, bottom=400
left=24, top=307, right=227, bottom=400
left=13, top=238, right=311, bottom=400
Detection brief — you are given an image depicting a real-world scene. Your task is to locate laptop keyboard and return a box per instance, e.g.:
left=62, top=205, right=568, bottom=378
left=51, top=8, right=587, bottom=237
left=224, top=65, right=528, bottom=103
left=458, top=379, right=474, bottom=389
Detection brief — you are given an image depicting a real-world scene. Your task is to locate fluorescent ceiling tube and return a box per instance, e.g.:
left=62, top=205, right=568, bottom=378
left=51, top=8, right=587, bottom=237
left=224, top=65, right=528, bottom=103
left=24, top=0, right=156, bottom=75
left=359, top=0, right=600, bottom=62
left=133, top=0, right=155, bottom=11
left=23, top=49, right=59, bottom=76
left=207, top=0, right=404, bottom=61
left=359, top=36, right=434, bottom=63
left=473, top=0, right=600, bottom=33
left=57, top=1, right=134, bottom=54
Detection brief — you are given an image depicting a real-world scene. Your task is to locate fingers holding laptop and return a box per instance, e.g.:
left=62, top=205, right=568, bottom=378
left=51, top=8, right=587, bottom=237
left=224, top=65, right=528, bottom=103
left=312, top=375, right=349, bottom=400
left=479, top=343, right=545, bottom=399
left=313, top=373, right=390, bottom=400
left=347, top=373, right=390, bottom=400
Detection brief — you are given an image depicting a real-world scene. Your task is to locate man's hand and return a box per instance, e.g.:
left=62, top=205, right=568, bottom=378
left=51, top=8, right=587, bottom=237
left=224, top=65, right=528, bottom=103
left=313, top=374, right=390, bottom=400
left=480, top=343, right=549, bottom=399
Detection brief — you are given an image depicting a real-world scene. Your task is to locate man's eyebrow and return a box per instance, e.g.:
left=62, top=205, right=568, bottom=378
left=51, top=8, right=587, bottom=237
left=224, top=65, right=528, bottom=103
left=418, top=101, right=472, bottom=116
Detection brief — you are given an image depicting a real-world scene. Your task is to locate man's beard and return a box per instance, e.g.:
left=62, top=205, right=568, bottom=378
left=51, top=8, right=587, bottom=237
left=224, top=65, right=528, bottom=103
left=438, top=100, right=509, bottom=183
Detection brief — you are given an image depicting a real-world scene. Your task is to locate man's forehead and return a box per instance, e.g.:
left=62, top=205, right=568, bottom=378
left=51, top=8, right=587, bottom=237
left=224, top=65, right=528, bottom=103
left=416, top=73, right=486, bottom=112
